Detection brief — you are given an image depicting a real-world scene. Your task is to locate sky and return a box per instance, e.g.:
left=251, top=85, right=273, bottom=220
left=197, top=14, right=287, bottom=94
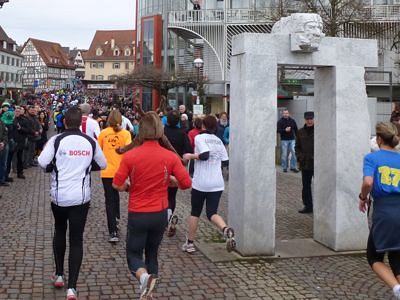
left=0, top=0, right=136, bottom=49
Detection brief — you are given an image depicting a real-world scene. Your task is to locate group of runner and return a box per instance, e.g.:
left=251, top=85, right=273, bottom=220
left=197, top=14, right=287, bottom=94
left=37, top=98, right=235, bottom=300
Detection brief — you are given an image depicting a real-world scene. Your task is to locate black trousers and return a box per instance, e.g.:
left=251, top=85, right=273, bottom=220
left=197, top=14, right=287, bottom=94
left=301, top=170, right=314, bottom=210
left=167, top=187, right=178, bottom=214
left=127, top=210, right=168, bottom=276
left=51, top=202, right=89, bottom=289
left=15, top=148, right=24, bottom=175
left=102, top=178, right=120, bottom=234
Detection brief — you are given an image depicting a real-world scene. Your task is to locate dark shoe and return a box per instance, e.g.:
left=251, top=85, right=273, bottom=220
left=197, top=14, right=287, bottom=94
left=17, top=174, right=26, bottom=179
left=290, top=169, right=299, bottom=173
left=283, top=169, right=288, bottom=173
left=5, top=177, right=13, bottom=182
left=298, top=207, right=313, bottom=214
left=0, top=182, right=10, bottom=187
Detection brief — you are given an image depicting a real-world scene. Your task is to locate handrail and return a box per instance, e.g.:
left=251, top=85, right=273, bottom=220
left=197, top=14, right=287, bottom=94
left=168, top=5, right=400, bottom=25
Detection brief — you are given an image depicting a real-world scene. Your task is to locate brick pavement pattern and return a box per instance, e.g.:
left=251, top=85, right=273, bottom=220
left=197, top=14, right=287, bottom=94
left=0, top=165, right=394, bottom=299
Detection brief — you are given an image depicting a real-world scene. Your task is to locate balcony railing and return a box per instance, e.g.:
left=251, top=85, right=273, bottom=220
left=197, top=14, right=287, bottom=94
left=363, top=5, right=400, bottom=21
left=169, top=9, right=280, bottom=24
left=168, top=5, right=400, bottom=25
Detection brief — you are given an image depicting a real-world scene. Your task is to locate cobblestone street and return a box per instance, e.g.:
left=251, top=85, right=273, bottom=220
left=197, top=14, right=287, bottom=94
left=0, top=165, right=393, bottom=299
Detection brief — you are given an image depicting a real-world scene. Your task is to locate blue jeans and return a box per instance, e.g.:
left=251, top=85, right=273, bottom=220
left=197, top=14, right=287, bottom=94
left=281, top=140, right=297, bottom=170
left=0, top=144, right=9, bottom=183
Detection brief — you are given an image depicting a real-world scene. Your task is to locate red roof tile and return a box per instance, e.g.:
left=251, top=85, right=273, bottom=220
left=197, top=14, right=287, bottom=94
left=85, top=30, right=136, bottom=61
left=26, top=38, right=75, bottom=69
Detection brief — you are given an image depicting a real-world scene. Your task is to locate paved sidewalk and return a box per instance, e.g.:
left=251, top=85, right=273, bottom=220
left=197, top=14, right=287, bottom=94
left=0, top=165, right=394, bottom=299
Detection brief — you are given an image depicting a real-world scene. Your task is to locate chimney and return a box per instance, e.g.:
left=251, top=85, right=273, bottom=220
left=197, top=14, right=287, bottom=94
left=111, top=38, right=115, bottom=49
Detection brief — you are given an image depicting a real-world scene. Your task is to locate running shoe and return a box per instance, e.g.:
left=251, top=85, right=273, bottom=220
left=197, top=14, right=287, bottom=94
left=66, top=288, right=78, bottom=300
left=51, top=273, right=64, bottom=288
left=223, top=227, right=236, bottom=253
left=108, top=232, right=119, bottom=243
left=139, top=275, right=158, bottom=300
left=166, top=215, right=178, bottom=237
left=181, top=241, right=196, bottom=253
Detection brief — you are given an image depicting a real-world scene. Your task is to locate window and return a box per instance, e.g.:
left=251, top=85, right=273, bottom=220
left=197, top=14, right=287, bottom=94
left=96, top=75, right=104, bottom=80
left=125, top=62, right=129, bottom=69
left=98, top=62, right=104, bottom=68
left=11, top=58, right=15, bottom=66
left=125, top=48, right=131, bottom=56
left=5, top=72, right=9, bottom=81
left=10, top=73, right=14, bottom=81
left=113, top=63, right=120, bottom=69
left=96, top=48, right=102, bottom=56
left=6, top=57, right=10, bottom=65
left=0, top=72, right=3, bottom=80
left=16, top=59, right=19, bottom=67
left=1, top=55, right=4, bottom=64
left=114, top=49, right=120, bottom=56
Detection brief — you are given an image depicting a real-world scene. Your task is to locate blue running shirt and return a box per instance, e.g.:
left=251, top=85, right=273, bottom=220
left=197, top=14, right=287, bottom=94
left=363, top=150, right=400, bottom=199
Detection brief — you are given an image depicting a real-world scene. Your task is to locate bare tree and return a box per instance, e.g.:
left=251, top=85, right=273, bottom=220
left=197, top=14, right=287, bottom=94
left=116, top=65, right=198, bottom=100
left=300, top=0, right=368, bottom=37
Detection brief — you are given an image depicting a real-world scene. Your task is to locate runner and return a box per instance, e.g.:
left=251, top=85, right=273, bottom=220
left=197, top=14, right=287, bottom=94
left=38, top=107, right=107, bottom=300
left=98, top=110, right=132, bottom=242
left=112, top=111, right=192, bottom=299
left=182, top=115, right=236, bottom=253
left=359, top=122, right=400, bottom=299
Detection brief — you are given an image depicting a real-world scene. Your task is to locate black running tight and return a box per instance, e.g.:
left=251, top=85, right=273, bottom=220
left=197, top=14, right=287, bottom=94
left=51, top=202, right=89, bottom=289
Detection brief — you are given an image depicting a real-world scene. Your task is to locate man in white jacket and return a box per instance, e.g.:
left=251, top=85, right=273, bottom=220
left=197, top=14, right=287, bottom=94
left=79, top=103, right=100, bottom=140
left=38, top=106, right=106, bottom=300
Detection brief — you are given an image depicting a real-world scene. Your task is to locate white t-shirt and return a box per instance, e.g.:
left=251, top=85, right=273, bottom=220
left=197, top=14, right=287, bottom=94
left=121, top=115, right=134, bottom=132
left=192, top=133, right=229, bottom=192
left=80, top=116, right=101, bottom=140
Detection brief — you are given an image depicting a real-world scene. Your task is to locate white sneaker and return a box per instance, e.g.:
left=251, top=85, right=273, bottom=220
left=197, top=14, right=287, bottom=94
left=51, top=273, right=64, bottom=288
left=181, top=241, right=196, bottom=253
left=139, top=275, right=158, bottom=299
left=66, top=288, right=78, bottom=300
left=393, top=285, right=400, bottom=299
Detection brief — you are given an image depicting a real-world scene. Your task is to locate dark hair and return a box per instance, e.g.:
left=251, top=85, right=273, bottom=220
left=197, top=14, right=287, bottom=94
left=202, top=115, right=217, bottom=132
left=193, top=117, right=202, bottom=129
left=167, top=110, right=180, bottom=127
left=64, top=107, right=82, bottom=129
left=390, top=111, right=400, bottom=123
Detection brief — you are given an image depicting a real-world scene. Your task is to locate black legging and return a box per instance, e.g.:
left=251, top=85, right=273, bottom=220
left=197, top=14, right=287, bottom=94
left=167, top=187, right=178, bottom=214
left=51, top=202, right=89, bottom=289
left=102, top=178, right=120, bottom=234
left=127, top=210, right=167, bottom=276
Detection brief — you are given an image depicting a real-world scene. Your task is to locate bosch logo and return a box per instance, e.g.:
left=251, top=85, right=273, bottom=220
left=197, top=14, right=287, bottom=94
left=69, top=150, right=91, bottom=157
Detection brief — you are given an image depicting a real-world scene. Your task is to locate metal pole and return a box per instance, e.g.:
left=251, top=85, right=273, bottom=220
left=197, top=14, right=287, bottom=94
left=196, top=67, right=200, bottom=105
left=389, top=71, right=393, bottom=108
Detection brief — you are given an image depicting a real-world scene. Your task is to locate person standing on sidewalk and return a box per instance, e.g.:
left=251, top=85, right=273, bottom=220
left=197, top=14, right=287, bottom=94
left=277, top=109, right=299, bottom=173
left=182, top=115, right=236, bottom=254
left=112, top=112, right=192, bottom=300
left=38, top=106, right=107, bottom=300
left=295, top=111, right=315, bottom=214
left=12, top=106, right=29, bottom=179
left=359, top=122, right=400, bottom=299
left=98, top=110, right=132, bottom=242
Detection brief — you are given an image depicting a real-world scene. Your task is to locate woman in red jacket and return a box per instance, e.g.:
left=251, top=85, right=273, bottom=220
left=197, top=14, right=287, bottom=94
left=113, top=111, right=191, bottom=300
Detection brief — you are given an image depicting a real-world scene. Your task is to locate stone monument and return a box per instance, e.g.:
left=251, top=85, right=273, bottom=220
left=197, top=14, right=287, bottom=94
left=229, top=14, right=378, bottom=256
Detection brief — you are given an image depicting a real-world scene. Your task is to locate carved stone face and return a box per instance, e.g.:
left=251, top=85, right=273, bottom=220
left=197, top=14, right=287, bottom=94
left=271, top=13, right=325, bottom=53
left=294, top=19, right=324, bottom=52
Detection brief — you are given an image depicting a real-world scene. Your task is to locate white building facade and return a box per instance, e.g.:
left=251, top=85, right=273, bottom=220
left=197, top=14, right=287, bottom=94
left=0, top=26, right=23, bottom=98
left=20, top=39, right=75, bottom=91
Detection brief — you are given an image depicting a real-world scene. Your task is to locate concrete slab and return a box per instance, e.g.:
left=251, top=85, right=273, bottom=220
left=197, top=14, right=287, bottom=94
left=198, top=238, right=365, bottom=263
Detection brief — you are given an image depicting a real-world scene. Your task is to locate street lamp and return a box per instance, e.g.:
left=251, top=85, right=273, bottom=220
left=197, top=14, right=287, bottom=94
left=193, top=58, right=204, bottom=105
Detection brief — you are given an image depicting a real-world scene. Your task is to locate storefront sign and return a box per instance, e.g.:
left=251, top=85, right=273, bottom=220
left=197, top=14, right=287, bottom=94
left=87, top=84, right=116, bottom=90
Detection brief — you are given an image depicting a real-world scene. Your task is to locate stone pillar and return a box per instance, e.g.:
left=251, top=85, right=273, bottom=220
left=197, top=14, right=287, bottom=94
left=313, top=66, right=370, bottom=251
left=229, top=52, right=277, bottom=255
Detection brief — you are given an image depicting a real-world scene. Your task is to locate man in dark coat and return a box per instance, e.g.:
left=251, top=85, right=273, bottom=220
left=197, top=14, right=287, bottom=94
left=13, top=106, right=30, bottom=179
left=295, top=111, right=314, bottom=214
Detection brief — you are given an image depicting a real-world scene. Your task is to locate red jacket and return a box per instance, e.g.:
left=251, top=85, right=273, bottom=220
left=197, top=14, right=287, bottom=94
left=113, top=141, right=192, bottom=212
